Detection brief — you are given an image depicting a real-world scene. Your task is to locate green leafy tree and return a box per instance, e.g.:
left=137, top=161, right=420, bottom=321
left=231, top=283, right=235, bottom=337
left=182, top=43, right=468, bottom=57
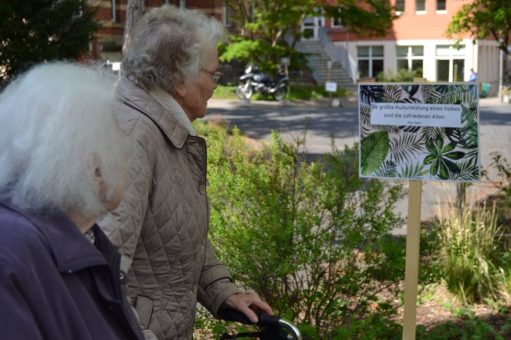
left=323, top=0, right=395, bottom=37
left=0, top=0, right=100, bottom=86
left=221, top=0, right=395, bottom=71
left=447, top=0, right=511, bottom=54
left=221, top=0, right=315, bottom=72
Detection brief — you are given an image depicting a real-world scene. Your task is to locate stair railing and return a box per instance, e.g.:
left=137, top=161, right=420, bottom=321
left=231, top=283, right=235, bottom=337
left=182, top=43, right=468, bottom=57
left=318, top=27, right=355, bottom=83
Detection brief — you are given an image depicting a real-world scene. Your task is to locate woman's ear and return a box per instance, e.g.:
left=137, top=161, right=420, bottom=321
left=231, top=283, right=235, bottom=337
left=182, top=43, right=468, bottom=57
left=91, top=154, right=107, bottom=204
left=174, top=83, right=187, bottom=98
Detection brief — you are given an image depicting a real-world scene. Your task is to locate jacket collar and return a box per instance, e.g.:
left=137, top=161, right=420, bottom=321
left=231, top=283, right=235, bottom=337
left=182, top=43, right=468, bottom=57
left=0, top=197, right=108, bottom=273
left=116, top=77, right=189, bottom=149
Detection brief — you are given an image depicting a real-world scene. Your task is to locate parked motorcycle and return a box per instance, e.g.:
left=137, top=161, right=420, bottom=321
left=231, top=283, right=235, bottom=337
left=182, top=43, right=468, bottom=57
left=236, top=65, right=289, bottom=101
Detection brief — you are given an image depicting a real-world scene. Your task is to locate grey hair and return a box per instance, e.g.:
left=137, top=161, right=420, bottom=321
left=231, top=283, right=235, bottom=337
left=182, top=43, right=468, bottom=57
left=0, top=62, right=127, bottom=218
left=122, top=5, right=225, bottom=93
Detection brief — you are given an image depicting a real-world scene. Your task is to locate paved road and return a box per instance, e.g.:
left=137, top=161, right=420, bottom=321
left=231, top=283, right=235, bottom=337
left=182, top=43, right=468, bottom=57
left=206, top=98, right=360, bottom=156
left=205, top=96, right=511, bottom=227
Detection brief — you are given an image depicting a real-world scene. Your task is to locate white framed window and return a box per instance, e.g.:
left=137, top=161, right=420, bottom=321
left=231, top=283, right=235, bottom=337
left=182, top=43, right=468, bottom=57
left=331, top=16, right=342, bottom=27
left=396, top=46, right=424, bottom=77
left=222, top=3, right=233, bottom=27
left=435, top=45, right=465, bottom=82
left=395, top=0, right=405, bottom=15
left=416, top=0, right=426, bottom=15
left=436, top=0, right=447, bottom=13
left=330, top=8, right=342, bottom=27
left=302, top=16, right=324, bottom=40
left=357, top=46, right=384, bottom=79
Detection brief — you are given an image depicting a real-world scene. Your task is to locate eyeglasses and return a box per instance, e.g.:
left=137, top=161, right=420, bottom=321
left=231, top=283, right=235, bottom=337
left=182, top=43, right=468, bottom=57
left=201, top=68, right=223, bottom=84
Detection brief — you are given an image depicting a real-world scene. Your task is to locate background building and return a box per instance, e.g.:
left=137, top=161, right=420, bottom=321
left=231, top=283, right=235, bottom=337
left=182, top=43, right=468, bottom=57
left=89, top=0, right=226, bottom=61
left=298, top=0, right=508, bottom=96
left=90, top=0, right=508, bottom=96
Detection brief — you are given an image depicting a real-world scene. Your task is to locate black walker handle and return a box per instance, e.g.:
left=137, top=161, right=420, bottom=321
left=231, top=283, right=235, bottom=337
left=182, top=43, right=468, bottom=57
left=217, top=308, right=255, bottom=325
left=217, top=308, right=302, bottom=340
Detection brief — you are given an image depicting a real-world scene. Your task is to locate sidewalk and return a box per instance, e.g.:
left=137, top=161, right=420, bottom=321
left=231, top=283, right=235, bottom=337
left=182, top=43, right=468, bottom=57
left=479, top=96, right=508, bottom=106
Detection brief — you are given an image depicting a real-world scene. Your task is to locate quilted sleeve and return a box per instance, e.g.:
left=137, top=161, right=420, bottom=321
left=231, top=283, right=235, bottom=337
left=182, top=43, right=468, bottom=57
left=98, top=122, right=154, bottom=274
left=197, top=238, right=242, bottom=316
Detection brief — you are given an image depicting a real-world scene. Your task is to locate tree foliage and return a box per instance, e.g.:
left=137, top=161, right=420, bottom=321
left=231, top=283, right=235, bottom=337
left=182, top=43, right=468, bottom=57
left=221, top=0, right=395, bottom=71
left=323, top=0, right=395, bottom=37
left=447, top=0, right=511, bottom=54
left=220, top=0, right=315, bottom=72
left=0, top=0, right=100, bottom=86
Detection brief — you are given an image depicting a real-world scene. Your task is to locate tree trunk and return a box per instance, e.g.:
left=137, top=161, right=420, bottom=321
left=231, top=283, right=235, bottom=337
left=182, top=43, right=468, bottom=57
left=123, top=0, right=145, bottom=53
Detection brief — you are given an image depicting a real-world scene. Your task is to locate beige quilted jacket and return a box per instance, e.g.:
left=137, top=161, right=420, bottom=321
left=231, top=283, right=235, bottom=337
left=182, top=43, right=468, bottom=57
left=99, top=78, right=241, bottom=340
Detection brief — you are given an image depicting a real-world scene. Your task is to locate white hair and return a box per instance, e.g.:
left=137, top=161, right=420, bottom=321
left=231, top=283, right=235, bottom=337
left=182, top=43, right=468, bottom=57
left=122, top=5, right=225, bottom=93
left=0, top=62, right=127, bottom=218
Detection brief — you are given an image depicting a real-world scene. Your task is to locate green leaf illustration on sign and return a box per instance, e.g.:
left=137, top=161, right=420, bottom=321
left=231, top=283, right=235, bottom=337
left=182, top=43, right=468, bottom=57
left=361, top=131, right=389, bottom=175
left=423, top=137, right=465, bottom=179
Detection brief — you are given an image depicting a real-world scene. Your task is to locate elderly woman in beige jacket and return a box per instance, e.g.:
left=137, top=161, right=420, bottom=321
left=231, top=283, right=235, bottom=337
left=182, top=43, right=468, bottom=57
left=98, top=5, right=272, bottom=339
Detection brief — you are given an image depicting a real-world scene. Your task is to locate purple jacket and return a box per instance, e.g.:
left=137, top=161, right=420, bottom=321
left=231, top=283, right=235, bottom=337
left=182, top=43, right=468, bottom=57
left=0, top=198, right=144, bottom=340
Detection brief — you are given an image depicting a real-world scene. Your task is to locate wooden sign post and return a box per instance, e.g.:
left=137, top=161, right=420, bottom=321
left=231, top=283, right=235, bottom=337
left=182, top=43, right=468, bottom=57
left=402, top=180, right=422, bottom=340
left=358, top=82, right=480, bottom=340
left=402, top=77, right=427, bottom=340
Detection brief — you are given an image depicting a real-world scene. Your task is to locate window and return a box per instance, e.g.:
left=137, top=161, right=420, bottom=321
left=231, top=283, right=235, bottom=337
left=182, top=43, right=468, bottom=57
left=437, top=0, right=446, bottom=12
left=302, top=16, right=324, bottom=39
left=223, top=4, right=234, bottom=27
left=331, top=8, right=342, bottom=27
left=396, top=46, right=424, bottom=77
left=395, top=0, right=405, bottom=14
left=416, top=0, right=426, bottom=13
left=331, top=16, right=342, bottom=27
left=435, top=45, right=465, bottom=82
left=357, top=46, right=384, bottom=79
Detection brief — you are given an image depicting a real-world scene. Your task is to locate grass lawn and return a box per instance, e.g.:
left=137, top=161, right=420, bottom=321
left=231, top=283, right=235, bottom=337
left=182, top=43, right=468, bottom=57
left=212, top=84, right=351, bottom=101
left=212, top=85, right=238, bottom=99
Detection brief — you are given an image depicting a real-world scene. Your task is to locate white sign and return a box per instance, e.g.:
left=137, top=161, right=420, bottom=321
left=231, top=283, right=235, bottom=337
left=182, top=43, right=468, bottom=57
left=370, top=103, right=462, bottom=128
left=111, top=62, right=121, bottom=71
left=358, top=83, right=480, bottom=181
left=280, top=57, right=290, bottom=66
left=325, top=81, right=337, bottom=92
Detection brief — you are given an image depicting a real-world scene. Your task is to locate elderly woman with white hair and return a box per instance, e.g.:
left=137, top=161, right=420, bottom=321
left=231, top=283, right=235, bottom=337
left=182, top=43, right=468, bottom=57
left=0, top=63, right=144, bottom=340
left=98, top=5, right=272, bottom=339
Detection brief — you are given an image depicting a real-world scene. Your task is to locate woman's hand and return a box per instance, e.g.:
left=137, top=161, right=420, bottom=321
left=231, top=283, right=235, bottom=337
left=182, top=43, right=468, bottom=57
left=223, top=292, right=273, bottom=323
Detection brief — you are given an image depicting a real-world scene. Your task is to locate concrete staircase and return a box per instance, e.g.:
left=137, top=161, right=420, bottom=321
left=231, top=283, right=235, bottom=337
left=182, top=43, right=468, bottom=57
left=295, top=40, right=354, bottom=88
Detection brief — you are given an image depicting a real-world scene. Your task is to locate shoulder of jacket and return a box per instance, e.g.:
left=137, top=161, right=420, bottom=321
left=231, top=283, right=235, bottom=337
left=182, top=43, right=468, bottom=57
left=0, top=214, right=47, bottom=266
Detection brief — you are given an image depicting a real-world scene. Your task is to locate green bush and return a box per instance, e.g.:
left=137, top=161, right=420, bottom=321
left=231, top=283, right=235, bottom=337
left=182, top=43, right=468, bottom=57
left=212, top=85, right=238, bottom=99
left=332, top=313, right=402, bottom=339
left=417, top=318, right=510, bottom=340
left=488, top=152, right=511, bottom=297
left=195, top=121, right=407, bottom=337
left=434, top=203, right=507, bottom=304
left=376, top=69, right=423, bottom=82
left=488, top=152, right=511, bottom=230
